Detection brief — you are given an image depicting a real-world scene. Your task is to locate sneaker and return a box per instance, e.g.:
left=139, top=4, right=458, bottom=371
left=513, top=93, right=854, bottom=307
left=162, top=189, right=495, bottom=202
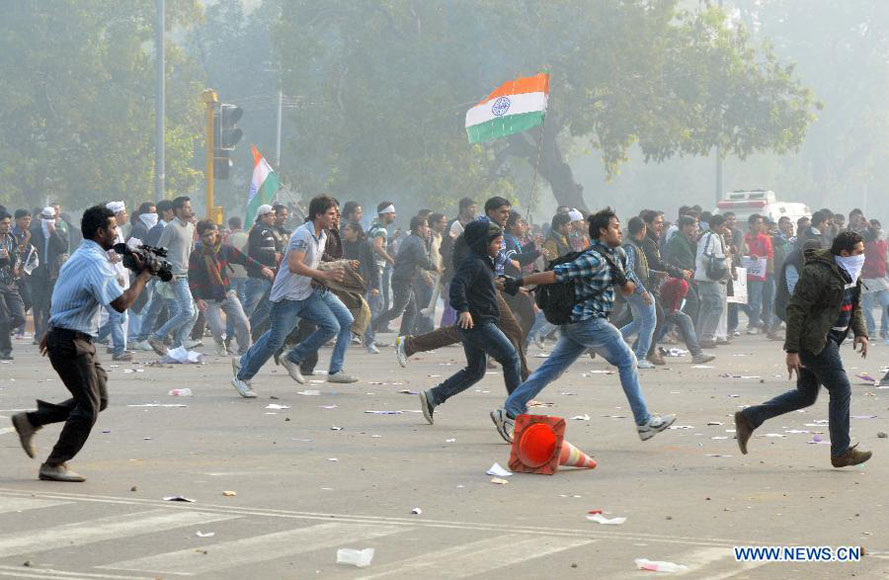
left=646, top=351, right=666, bottom=366
left=419, top=390, right=435, bottom=425
left=746, top=327, right=760, bottom=335
left=716, top=337, right=731, bottom=345
left=184, top=339, right=203, bottom=349
left=636, top=359, right=656, bottom=370
left=147, top=337, right=168, bottom=356
left=831, top=444, right=872, bottom=468
left=732, top=330, right=741, bottom=337
left=351, top=335, right=361, bottom=345
left=699, top=340, right=717, bottom=349
left=131, top=340, right=154, bottom=352
left=230, top=377, right=257, bottom=398
left=38, top=462, right=86, bottom=482
left=395, top=336, right=408, bottom=368
left=734, top=411, right=754, bottom=454
left=533, top=332, right=546, bottom=350
left=112, top=352, right=134, bottom=362
left=879, top=371, right=889, bottom=388
left=637, top=414, right=676, bottom=441
left=12, top=413, right=39, bottom=459
left=366, top=343, right=380, bottom=354
left=215, top=343, right=228, bottom=357
left=328, top=371, right=359, bottom=384
left=691, top=353, right=716, bottom=364
left=490, top=408, right=515, bottom=443
left=280, top=356, right=306, bottom=384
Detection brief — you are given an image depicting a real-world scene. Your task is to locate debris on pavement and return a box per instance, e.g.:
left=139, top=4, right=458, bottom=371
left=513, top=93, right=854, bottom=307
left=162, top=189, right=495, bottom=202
left=586, top=513, right=626, bottom=525
left=411, top=507, right=422, bottom=515
left=127, top=403, right=188, bottom=408
left=196, top=531, right=215, bottom=538
left=296, top=390, right=321, bottom=396
left=163, top=496, right=195, bottom=502
left=489, top=477, right=510, bottom=485
left=161, top=346, right=204, bottom=364
left=168, top=388, right=192, bottom=396
left=571, top=414, right=591, bottom=421
left=265, top=404, right=291, bottom=410
left=337, top=548, right=375, bottom=568
left=635, top=558, right=688, bottom=573
left=222, top=490, right=237, bottom=496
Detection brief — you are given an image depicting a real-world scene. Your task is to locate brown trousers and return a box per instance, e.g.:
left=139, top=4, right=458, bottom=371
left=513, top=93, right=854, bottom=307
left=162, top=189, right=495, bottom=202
left=405, top=291, right=530, bottom=380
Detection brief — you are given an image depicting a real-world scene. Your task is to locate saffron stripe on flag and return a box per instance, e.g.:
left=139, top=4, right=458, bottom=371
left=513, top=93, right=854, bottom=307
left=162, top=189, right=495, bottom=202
left=476, top=73, right=549, bottom=106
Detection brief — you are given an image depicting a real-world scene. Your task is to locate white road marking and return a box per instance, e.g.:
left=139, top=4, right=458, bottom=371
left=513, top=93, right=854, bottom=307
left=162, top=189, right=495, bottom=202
left=0, top=497, right=70, bottom=514
left=0, top=427, right=14, bottom=436
left=357, top=534, right=595, bottom=579
left=0, top=509, right=239, bottom=559
left=101, top=521, right=407, bottom=576
left=0, top=564, right=154, bottom=580
left=673, top=546, right=770, bottom=577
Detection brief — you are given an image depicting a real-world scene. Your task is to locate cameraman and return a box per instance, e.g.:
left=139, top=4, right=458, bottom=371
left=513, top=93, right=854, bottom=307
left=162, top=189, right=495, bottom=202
left=11, top=205, right=152, bottom=482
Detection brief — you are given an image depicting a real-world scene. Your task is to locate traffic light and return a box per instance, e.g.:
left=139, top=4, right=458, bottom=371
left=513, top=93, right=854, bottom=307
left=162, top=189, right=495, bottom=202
left=216, top=104, right=243, bottom=151
left=214, top=151, right=233, bottom=180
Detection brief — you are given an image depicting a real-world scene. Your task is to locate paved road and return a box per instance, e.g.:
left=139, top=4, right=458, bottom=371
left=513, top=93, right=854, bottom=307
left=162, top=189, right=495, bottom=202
left=1, top=334, right=888, bottom=579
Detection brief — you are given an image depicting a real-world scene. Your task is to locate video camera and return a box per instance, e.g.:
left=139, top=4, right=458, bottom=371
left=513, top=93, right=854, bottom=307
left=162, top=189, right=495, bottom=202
left=113, top=243, right=174, bottom=282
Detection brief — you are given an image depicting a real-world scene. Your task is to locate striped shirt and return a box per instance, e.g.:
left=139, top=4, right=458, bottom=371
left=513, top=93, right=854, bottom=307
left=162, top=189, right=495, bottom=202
left=553, top=240, right=627, bottom=322
left=48, top=240, right=124, bottom=336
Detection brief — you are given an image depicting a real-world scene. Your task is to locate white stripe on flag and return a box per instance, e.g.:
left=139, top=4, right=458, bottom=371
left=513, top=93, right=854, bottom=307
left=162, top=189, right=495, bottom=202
left=465, top=91, right=548, bottom=128
left=100, top=522, right=406, bottom=576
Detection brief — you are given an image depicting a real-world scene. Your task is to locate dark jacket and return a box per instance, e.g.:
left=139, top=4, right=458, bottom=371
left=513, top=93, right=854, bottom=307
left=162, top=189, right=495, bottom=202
left=784, top=248, right=867, bottom=355
left=343, top=237, right=380, bottom=291
left=29, top=224, right=69, bottom=281
left=392, top=232, right=436, bottom=282
left=128, top=222, right=151, bottom=245
left=642, top=232, right=684, bottom=295
left=663, top=232, right=697, bottom=273
left=188, top=243, right=265, bottom=301
left=145, top=221, right=167, bottom=247
left=247, top=223, right=278, bottom=278
left=449, top=221, right=499, bottom=325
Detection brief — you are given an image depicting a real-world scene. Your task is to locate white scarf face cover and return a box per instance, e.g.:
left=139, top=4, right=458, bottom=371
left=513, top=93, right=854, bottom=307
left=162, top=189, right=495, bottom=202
left=139, top=212, right=159, bottom=230
left=835, top=254, right=865, bottom=285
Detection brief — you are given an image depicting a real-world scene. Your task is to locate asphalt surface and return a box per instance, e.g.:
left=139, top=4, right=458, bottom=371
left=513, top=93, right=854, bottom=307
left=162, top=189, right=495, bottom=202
left=1, top=332, right=888, bottom=579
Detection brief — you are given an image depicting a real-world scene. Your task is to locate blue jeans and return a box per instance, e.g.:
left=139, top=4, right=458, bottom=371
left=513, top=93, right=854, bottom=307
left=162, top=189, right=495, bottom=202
left=745, top=279, right=766, bottom=329
left=429, top=322, right=520, bottom=406
left=666, top=310, right=703, bottom=356
left=526, top=311, right=557, bottom=347
left=97, top=306, right=126, bottom=355
left=363, top=290, right=382, bottom=346
left=741, top=332, right=851, bottom=457
left=245, top=277, right=271, bottom=317
left=619, top=293, right=657, bottom=359
left=505, top=317, right=650, bottom=425
left=237, top=289, right=354, bottom=381
left=861, top=289, right=889, bottom=338
left=134, top=281, right=160, bottom=342
left=151, top=278, right=197, bottom=348
left=227, top=277, right=248, bottom=340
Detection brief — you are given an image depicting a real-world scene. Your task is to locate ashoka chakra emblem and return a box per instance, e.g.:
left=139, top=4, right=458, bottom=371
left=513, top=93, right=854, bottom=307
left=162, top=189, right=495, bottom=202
left=491, top=96, right=511, bottom=117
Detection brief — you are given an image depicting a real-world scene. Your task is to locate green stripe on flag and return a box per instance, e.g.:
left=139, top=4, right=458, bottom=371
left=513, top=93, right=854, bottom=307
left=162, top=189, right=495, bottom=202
left=245, top=170, right=281, bottom=226
left=467, top=111, right=545, bottom=144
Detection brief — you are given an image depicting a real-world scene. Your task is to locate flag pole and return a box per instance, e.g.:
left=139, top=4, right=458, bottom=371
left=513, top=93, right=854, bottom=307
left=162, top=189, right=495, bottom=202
left=525, top=72, right=549, bottom=223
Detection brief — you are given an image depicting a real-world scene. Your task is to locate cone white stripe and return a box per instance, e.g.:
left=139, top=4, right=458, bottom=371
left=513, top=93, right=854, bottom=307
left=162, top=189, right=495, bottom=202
left=100, top=522, right=406, bottom=576
left=357, top=534, right=594, bottom=579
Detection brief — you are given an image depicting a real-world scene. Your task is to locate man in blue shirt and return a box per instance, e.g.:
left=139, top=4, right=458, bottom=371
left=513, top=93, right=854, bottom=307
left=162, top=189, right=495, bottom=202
left=11, top=205, right=153, bottom=482
left=491, top=208, right=676, bottom=444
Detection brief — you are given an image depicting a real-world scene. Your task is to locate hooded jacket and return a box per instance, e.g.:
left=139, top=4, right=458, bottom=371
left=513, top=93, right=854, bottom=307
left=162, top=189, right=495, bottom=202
left=449, top=220, right=500, bottom=325
left=784, top=248, right=867, bottom=355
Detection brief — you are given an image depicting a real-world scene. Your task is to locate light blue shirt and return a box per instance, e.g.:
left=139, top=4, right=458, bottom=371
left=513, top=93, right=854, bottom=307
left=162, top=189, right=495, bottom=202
left=269, top=221, right=327, bottom=303
left=49, top=240, right=124, bottom=336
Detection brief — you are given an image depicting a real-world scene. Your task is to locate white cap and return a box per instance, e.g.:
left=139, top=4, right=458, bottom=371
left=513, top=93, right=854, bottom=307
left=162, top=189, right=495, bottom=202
left=567, top=209, right=584, bottom=222
left=256, top=204, right=274, bottom=216
left=106, top=200, right=126, bottom=214
left=40, top=206, right=55, bottom=219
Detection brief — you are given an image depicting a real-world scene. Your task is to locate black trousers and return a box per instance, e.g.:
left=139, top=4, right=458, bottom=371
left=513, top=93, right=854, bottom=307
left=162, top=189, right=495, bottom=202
left=373, top=277, right=417, bottom=335
left=0, top=284, right=26, bottom=356
left=26, top=327, right=108, bottom=465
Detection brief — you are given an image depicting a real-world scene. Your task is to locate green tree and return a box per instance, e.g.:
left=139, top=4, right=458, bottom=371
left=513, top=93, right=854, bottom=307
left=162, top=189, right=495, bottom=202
left=0, top=1, right=205, bottom=211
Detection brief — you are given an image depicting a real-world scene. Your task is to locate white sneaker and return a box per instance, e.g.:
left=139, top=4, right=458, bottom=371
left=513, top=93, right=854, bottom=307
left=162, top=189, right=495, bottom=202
left=533, top=332, right=546, bottom=350
left=131, top=340, right=154, bottom=352
left=230, top=377, right=257, bottom=398
left=395, top=336, right=408, bottom=368
left=328, top=371, right=358, bottom=384
left=490, top=408, right=515, bottom=443
left=215, top=343, right=228, bottom=357
left=366, top=343, right=380, bottom=354
left=280, top=356, right=306, bottom=384
left=638, top=414, right=676, bottom=441
left=637, top=359, right=656, bottom=369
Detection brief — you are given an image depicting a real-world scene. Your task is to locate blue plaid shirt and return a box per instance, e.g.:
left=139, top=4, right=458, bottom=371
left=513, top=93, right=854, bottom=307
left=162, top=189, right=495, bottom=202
left=552, top=240, right=628, bottom=322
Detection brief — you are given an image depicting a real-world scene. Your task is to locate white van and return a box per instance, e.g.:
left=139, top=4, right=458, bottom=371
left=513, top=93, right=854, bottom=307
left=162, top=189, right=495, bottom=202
left=716, top=189, right=811, bottom=231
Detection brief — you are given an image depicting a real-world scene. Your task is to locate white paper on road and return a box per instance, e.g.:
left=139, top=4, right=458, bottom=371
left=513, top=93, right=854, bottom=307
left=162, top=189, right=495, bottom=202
left=161, top=346, right=204, bottom=364
left=486, top=463, right=512, bottom=477
left=635, top=558, right=688, bottom=573
left=571, top=414, right=591, bottom=421
left=586, top=513, right=626, bottom=525
left=337, top=547, right=375, bottom=568
left=265, top=404, right=291, bottom=410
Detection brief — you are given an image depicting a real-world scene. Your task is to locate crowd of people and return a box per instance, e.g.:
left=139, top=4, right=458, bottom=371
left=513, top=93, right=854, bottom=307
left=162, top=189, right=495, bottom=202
left=1, top=195, right=886, bottom=481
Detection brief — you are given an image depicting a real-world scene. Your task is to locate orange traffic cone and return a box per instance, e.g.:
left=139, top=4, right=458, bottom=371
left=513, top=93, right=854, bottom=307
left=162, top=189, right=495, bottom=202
left=508, top=414, right=596, bottom=475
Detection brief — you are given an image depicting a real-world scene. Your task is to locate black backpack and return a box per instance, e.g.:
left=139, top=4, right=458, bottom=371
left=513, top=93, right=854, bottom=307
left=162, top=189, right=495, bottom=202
left=534, top=248, right=601, bottom=325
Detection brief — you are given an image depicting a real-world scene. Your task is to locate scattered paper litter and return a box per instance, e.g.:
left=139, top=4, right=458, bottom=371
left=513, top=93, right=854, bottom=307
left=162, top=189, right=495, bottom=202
left=168, top=388, right=192, bottom=397
left=411, top=507, right=422, bottom=515
left=707, top=421, right=723, bottom=426
left=296, top=389, right=321, bottom=396
left=560, top=392, right=578, bottom=396
left=762, top=433, right=786, bottom=438
left=587, top=513, right=626, bottom=525
left=855, top=373, right=877, bottom=384
left=707, top=454, right=732, bottom=458
left=123, top=368, right=135, bottom=374
left=669, top=425, right=695, bottom=430
left=318, top=405, right=337, bottom=409
left=337, top=548, right=375, bottom=568
left=852, top=415, right=878, bottom=419
left=571, top=414, right=591, bottom=421
left=195, top=531, right=215, bottom=538
left=535, top=353, right=550, bottom=358
left=635, top=558, right=688, bottom=573
left=664, top=348, right=688, bottom=357
left=222, top=490, right=237, bottom=497
left=486, top=463, right=512, bottom=478
left=364, top=410, right=403, bottom=415
left=398, top=389, right=420, bottom=395
left=710, top=436, right=729, bottom=440
left=163, top=496, right=195, bottom=502
left=489, top=477, right=509, bottom=485
left=127, top=403, right=188, bottom=408
left=330, top=426, right=343, bottom=431
left=527, top=400, right=554, bottom=408
left=265, top=404, right=290, bottom=410
left=692, top=365, right=716, bottom=369
left=445, top=438, right=456, bottom=443
left=161, top=346, right=204, bottom=364
left=327, top=458, right=338, bottom=462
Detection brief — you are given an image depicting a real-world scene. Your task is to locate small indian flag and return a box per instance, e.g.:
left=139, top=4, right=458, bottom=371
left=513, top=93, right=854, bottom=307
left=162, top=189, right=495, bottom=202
left=465, top=73, right=549, bottom=144
left=245, top=145, right=281, bottom=226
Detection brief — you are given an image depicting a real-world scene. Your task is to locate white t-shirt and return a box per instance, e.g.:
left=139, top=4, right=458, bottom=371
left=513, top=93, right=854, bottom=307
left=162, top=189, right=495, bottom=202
left=269, top=221, right=327, bottom=302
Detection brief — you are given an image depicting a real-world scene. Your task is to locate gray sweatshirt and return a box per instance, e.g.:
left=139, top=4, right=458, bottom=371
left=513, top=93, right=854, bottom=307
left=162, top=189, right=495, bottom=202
left=157, top=217, right=195, bottom=276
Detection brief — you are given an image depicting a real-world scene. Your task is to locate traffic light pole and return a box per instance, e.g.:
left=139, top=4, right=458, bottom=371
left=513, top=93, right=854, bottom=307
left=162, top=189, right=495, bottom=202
left=155, top=0, right=165, bottom=201
left=203, top=89, right=219, bottom=223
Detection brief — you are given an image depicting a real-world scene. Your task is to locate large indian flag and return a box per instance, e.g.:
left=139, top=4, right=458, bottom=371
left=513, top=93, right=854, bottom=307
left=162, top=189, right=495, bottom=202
left=465, top=73, right=549, bottom=144
left=245, top=145, right=281, bottom=226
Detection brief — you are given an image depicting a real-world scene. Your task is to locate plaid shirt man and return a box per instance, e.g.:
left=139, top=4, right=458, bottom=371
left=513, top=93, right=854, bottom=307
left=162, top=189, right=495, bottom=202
left=553, top=239, right=628, bottom=322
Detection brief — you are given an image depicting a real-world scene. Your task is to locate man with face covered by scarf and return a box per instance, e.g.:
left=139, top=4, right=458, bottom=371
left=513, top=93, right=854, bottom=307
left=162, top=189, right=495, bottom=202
left=734, top=231, right=872, bottom=468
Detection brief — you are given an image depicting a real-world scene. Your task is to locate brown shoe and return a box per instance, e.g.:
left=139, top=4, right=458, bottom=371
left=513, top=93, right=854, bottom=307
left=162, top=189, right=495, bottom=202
left=734, top=411, right=754, bottom=455
left=39, top=462, right=86, bottom=482
left=12, top=413, right=39, bottom=459
left=646, top=351, right=665, bottom=366
left=831, top=444, right=872, bottom=468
